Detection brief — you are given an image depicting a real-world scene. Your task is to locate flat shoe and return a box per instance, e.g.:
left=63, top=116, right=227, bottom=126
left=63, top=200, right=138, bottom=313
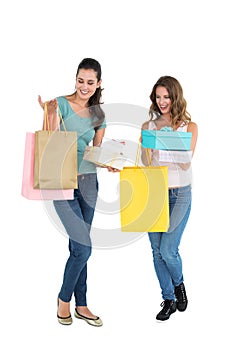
left=57, top=298, right=72, bottom=325
left=57, top=313, right=73, bottom=325
left=74, top=309, right=103, bottom=327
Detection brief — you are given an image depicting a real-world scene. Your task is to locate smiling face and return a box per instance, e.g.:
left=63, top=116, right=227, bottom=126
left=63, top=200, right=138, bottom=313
left=155, top=86, right=172, bottom=118
left=75, top=68, right=102, bottom=103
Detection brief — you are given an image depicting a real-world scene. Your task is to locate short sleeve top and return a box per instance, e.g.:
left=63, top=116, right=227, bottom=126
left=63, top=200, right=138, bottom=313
left=57, top=96, right=106, bottom=174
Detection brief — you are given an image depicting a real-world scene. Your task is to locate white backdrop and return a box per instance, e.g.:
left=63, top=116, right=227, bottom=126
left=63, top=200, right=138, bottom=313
left=0, top=0, right=232, bottom=349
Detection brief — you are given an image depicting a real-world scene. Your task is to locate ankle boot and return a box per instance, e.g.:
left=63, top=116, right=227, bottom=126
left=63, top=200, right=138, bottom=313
left=174, top=282, right=188, bottom=311
left=156, top=299, right=176, bottom=321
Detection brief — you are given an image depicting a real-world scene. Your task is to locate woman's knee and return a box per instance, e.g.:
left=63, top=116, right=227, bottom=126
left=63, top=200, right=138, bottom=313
left=160, top=245, right=177, bottom=263
left=70, top=243, right=92, bottom=261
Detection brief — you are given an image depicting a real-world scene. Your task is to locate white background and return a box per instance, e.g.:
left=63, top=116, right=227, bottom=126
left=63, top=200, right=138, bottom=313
left=0, top=0, right=232, bottom=349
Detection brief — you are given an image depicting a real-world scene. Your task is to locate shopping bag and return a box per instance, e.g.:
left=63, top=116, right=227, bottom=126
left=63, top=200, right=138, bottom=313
left=120, top=144, right=169, bottom=232
left=21, top=132, right=74, bottom=200
left=34, top=104, right=78, bottom=189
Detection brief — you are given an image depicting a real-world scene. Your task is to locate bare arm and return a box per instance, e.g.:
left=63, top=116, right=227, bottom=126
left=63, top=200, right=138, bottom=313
left=187, top=121, right=198, bottom=155
left=141, top=121, right=153, bottom=165
left=177, top=121, right=198, bottom=170
left=93, top=127, right=105, bottom=146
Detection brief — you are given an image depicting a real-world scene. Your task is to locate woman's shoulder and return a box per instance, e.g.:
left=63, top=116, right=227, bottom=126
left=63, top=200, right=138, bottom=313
left=56, top=96, right=71, bottom=118
left=57, top=96, right=67, bottom=104
left=187, top=121, right=198, bottom=132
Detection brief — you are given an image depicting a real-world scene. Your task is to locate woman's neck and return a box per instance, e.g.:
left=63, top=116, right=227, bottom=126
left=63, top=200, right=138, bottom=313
left=68, top=92, right=88, bottom=109
left=162, top=113, right=171, bottom=122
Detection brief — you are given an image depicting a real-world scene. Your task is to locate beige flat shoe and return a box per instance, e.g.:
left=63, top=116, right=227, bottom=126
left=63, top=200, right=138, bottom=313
left=74, top=309, right=103, bottom=327
left=57, top=314, right=73, bottom=326
left=57, top=298, right=73, bottom=325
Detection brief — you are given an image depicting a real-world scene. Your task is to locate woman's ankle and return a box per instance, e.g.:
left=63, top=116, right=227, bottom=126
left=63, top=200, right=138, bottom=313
left=58, top=298, right=71, bottom=317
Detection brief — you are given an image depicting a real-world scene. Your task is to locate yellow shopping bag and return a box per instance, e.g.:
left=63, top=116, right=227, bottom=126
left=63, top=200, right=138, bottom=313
left=120, top=148, right=169, bottom=232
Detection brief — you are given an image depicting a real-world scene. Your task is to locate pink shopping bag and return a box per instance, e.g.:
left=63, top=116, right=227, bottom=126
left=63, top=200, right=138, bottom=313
left=21, top=132, right=74, bottom=200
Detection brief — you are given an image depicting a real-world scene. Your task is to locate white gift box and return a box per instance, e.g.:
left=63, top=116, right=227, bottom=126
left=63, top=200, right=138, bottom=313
left=83, top=139, right=127, bottom=170
left=158, top=150, right=193, bottom=163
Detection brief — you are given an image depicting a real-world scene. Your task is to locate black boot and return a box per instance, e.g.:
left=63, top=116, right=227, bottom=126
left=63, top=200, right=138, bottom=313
left=156, top=300, right=176, bottom=321
left=175, top=282, right=188, bottom=311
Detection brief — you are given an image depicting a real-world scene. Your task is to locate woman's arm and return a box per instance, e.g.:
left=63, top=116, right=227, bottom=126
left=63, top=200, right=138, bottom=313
left=93, top=127, right=105, bottom=146
left=187, top=121, right=198, bottom=155
left=141, top=121, right=153, bottom=165
left=177, top=121, right=198, bottom=170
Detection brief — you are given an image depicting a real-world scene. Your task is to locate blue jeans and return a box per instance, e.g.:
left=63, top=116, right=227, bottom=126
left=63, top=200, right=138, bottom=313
left=148, top=185, right=191, bottom=300
left=53, top=173, right=98, bottom=306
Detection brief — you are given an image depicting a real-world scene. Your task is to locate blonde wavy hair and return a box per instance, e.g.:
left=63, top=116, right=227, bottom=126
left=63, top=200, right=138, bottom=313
left=149, top=76, right=191, bottom=127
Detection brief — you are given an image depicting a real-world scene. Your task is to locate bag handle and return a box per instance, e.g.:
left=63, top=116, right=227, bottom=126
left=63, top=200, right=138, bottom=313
left=136, top=139, right=151, bottom=167
left=43, top=102, right=67, bottom=133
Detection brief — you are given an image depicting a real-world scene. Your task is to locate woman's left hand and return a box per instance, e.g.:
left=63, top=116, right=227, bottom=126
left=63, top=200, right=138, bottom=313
left=107, top=166, right=120, bottom=173
left=38, top=95, right=57, bottom=114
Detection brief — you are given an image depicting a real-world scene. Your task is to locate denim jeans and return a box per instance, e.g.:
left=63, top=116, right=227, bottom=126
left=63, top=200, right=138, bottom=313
left=148, top=185, right=192, bottom=300
left=53, top=173, right=98, bottom=306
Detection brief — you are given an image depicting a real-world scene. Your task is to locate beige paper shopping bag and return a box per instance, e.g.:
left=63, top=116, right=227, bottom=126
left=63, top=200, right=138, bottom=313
left=34, top=104, right=78, bottom=189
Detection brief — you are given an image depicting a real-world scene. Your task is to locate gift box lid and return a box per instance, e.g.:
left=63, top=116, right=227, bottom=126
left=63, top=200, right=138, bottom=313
left=142, top=129, right=192, bottom=138
left=141, top=129, right=192, bottom=150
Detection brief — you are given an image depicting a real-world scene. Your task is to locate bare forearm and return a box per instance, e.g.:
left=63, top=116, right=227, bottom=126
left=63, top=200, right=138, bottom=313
left=141, top=147, right=152, bottom=165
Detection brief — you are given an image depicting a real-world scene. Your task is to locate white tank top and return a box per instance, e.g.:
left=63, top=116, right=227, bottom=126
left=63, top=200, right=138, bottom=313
left=149, top=121, right=192, bottom=188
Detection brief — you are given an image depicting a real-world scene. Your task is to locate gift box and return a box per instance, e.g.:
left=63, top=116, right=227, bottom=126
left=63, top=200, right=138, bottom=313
left=141, top=129, right=192, bottom=150
left=83, top=139, right=127, bottom=170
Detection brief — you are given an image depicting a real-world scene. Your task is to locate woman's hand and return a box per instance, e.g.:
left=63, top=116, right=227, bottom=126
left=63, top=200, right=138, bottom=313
left=38, top=95, right=57, bottom=114
left=38, top=95, right=45, bottom=109
left=107, top=166, right=120, bottom=173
